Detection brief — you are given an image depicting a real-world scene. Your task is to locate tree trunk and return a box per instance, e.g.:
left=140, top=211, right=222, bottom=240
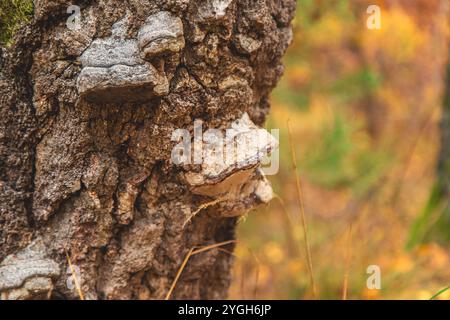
left=0, top=0, right=295, bottom=299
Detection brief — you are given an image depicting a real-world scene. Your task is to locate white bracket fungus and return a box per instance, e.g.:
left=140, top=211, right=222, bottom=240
left=77, top=12, right=184, bottom=103
left=182, top=113, right=277, bottom=216
left=0, top=238, right=60, bottom=300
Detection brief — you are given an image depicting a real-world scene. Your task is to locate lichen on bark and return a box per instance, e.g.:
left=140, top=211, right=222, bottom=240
left=0, top=0, right=34, bottom=45
left=0, top=0, right=296, bottom=299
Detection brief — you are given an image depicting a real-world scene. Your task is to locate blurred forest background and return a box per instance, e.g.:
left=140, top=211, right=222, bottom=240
left=230, top=0, right=450, bottom=300
left=1, top=0, right=449, bottom=300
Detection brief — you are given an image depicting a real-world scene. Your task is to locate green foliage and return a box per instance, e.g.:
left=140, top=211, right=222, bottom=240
left=430, top=286, right=450, bottom=300
left=274, top=80, right=311, bottom=110
left=408, top=59, right=450, bottom=248
left=407, top=182, right=450, bottom=249
left=273, top=0, right=385, bottom=191
left=328, top=68, right=382, bottom=103
left=296, top=0, right=355, bottom=30
left=0, top=0, right=34, bottom=45
left=303, top=112, right=388, bottom=191
left=306, top=114, right=352, bottom=187
left=274, top=67, right=381, bottom=112
left=279, top=0, right=382, bottom=112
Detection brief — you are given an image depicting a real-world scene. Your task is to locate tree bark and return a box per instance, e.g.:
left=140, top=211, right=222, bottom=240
left=0, top=0, right=295, bottom=299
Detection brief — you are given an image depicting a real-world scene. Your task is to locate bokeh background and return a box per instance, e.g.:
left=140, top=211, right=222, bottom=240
left=229, top=0, right=450, bottom=300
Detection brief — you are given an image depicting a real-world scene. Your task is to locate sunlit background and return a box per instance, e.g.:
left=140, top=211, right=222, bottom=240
left=230, top=0, right=450, bottom=300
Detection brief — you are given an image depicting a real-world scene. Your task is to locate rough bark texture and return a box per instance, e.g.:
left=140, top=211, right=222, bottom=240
left=0, top=0, right=295, bottom=299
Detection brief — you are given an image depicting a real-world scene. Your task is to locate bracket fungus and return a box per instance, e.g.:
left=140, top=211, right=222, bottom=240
left=0, top=238, right=60, bottom=300
left=77, top=14, right=185, bottom=103
left=182, top=113, right=277, bottom=216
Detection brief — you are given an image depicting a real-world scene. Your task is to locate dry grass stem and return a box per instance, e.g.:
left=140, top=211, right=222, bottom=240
left=287, top=120, right=317, bottom=299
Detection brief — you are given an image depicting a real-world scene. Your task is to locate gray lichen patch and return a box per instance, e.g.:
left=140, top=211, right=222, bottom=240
left=138, top=11, right=185, bottom=59
left=0, top=238, right=60, bottom=299
left=194, top=0, right=234, bottom=22
left=234, top=34, right=262, bottom=54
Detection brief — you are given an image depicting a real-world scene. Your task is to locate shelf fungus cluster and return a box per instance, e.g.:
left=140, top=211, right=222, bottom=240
left=0, top=239, right=60, bottom=300
left=183, top=113, right=278, bottom=217
left=77, top=12, right=184, bottom=103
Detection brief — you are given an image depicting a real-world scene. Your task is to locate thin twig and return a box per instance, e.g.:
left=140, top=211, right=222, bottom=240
left=274, top=194, right=294, bottom=225
left=165, top=240, right=236, bottom=300
left=274, top=194, right=299, bottom=257
left=342, top=223, right=353, bottom=300
left=64, top=247, right=84, bottom=300
left=287, top=120, right=317, bottom=299
left=430, top=285, right=450, bottom=300
left=391, top=107, right=439, bottom=206
left=249, top=250, right=261, bottom=299
left=191, top=240, right=236, bottom=255
left=183, top=198, right=224, bottom=228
